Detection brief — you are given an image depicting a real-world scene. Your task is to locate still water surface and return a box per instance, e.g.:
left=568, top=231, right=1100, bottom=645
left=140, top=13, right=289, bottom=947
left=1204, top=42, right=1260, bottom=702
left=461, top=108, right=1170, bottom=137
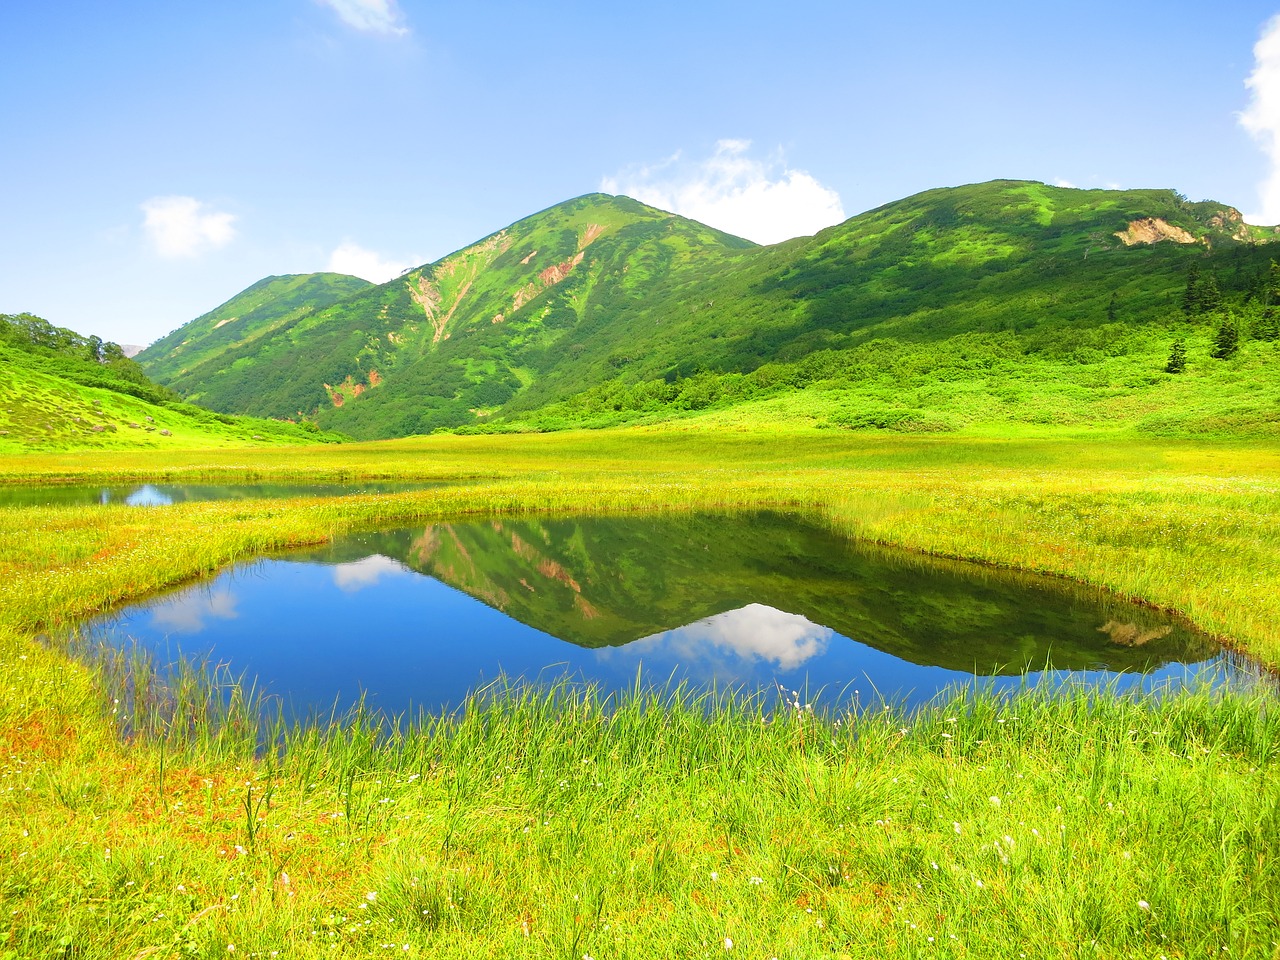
left=82, top=512, right=1237, bottom=717
left=1, top=481, right=433, bottom=508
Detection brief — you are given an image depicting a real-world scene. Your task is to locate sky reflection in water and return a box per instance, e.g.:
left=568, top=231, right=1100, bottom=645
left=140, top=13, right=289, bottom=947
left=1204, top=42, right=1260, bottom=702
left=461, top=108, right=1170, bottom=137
left=0, top=481, right=434, bottom=508
left=82, top=514, right=1242, bottom=718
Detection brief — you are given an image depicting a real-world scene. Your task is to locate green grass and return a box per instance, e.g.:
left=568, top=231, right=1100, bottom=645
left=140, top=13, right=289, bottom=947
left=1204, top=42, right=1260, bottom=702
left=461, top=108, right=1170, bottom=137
left=0, top=358, right=339, bottom=452
left=1, top=426, right=1279, bottom=956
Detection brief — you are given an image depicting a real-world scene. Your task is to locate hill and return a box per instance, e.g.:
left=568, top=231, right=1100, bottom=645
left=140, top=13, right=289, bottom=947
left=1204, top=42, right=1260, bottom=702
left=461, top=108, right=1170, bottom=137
left=0, top=312, right=339, bottom=451
left=137, top=272, right=373, bottom=390
left=136, top=194, right=756, bottom=434
left=139, top=181, right=1280, bottom=439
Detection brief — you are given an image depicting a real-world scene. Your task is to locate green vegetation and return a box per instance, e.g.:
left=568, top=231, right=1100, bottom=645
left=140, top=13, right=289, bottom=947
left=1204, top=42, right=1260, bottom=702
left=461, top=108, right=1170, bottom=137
left=137, top=273, right=374, bottom=393
left=1, top=427, right=1279, bottom=956
left=1, top=312, right=346, bottom=451
left=2, top=311, right=173, bottom=405
left=137, top=195, right=755, bottom=435
left=135, top=181, right=1280, bottom=441
left=5, top=178, right=1280, bottom=954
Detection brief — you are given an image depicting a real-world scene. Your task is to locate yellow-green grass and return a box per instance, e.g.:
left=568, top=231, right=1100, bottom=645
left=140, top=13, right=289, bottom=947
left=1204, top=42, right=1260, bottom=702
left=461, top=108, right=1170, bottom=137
left=1, top=426, right=1279, bottom=957
left=0, top=361, right=330, bottom=453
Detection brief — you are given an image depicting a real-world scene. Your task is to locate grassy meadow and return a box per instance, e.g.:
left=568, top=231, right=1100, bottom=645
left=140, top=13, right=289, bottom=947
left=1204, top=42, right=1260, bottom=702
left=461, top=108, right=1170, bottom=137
left=2, top=425, right=1279, bottom=957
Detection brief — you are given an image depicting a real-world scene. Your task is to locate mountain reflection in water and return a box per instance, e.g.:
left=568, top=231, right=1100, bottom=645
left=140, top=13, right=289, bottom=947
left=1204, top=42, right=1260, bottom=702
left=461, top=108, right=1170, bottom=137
left=82, top=512, right=1235, bottom=717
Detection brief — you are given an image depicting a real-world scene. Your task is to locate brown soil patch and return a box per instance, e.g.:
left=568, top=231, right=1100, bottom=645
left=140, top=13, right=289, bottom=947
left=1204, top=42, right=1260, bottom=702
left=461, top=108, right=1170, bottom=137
left=1113, top=218, right=1197, bottom=246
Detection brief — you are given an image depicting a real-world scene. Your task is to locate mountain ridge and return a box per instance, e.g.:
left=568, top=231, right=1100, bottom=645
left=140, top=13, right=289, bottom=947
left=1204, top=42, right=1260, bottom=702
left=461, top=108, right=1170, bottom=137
left=136, top=179, right=1280, bottom=439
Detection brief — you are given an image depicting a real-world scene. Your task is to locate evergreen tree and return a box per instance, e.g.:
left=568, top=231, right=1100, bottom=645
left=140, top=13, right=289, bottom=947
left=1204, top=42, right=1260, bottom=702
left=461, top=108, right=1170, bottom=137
left=1267, top=260, right=1280, bottom=306
left=1165, top=339, right=1187, bottom=373
left=1182, top=265, right=1223, bottom=317
left=1181, top=265, right=1200, bottom=316
left=1106, top=292, right=1118, bottom=322
left=1211, top=315, right=1239, bottom=359
left=1258, top=308, right=1280, bottom=342
left=1198, top=271, right=1222, bottom=314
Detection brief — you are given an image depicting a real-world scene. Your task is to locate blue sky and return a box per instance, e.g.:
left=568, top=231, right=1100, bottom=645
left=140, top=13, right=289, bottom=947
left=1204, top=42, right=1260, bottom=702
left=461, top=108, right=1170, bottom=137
left=4, top=1, right=1280, bottom=346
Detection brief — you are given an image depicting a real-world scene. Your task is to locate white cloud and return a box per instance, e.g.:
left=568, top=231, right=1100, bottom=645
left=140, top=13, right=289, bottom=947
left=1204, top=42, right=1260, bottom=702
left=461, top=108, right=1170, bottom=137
left=1053, top=178, right=1078, bottom=189
left=140, top=196, right=237, bottom=259
left=1240, top=14, right=1280, bottom=223
left=601, top=140, right=845, bottom=244
left=327, top=241, right=419, bottom=283
left=316, top=0, right=408, bottom=36
left=332, top=554, right=410, bottom=593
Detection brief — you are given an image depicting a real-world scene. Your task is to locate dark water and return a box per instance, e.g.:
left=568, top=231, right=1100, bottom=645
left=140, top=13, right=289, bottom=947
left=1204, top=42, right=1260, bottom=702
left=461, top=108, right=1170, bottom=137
left=79, top=512, right=1240, bottom=718
left=0, top=481, right=433, bottom=508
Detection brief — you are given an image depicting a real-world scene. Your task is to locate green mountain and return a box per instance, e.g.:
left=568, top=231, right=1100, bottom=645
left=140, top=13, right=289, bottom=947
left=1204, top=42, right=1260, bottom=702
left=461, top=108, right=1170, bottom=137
left=0, top=312, right=338, bottom=451
left=137, top=194, right=754, bottom=433
left=140, top=181, right=1280, bottom=439
left=137, top=272, right=373, bottom=392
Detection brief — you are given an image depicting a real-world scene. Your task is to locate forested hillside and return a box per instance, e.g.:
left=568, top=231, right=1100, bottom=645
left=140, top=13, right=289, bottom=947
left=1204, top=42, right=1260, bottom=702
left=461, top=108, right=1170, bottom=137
left=139, top=181, right=1280, bottom=438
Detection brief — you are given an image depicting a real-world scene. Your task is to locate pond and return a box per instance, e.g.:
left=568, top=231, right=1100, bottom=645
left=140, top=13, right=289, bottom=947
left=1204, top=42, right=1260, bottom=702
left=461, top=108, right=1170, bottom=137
left=0, top=481, right=434, bottom=508
left=77, top=511, right=1240, bottom=718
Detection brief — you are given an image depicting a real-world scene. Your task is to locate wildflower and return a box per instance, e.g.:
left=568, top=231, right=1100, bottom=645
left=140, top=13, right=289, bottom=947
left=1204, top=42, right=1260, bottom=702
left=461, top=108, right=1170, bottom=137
left=953, top=822, right=962, bottom=834
left=748, top=876, right=763, bottom=885
left=724, top=937, right=734, bottom=949
left=710, top=871, right=718, bottom=881
left=1138, top=900, right=1151, bottom=911
left=989, top=796, right=1001, bottom=807
left=366, top=891, right=377, bottom=902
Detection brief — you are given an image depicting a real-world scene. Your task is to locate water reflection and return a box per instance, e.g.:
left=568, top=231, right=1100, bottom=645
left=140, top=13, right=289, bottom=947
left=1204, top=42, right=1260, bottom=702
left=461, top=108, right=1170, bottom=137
left=331, top=555, right=411, bottom=593
left=123, top=484, right=174, bottom=506
left=148, top=587, right=238, bottom=634
left=624, top=604, right=834, bottom=672
left=0, top=481, right=436, bottom=508
left=80, top=512, right=1243, bottom=718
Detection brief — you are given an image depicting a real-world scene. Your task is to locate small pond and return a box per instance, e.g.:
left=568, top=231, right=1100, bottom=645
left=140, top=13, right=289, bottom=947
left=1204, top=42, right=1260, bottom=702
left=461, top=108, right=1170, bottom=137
left=0, top=481, right=435, bottom=508
left=77, top=512, right=1244, bottom=718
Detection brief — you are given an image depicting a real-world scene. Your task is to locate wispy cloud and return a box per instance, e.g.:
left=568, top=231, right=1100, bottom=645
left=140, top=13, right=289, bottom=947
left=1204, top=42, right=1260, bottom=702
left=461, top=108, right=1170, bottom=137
left=316, top=0, right=409, bottom=36
left=1240, top=14, right=1280, bottom=223
left=140, top=196, right=237, bottom=259
left=327, top=241, right=419, bottom=283
left=601, top=140, right=845, bottom=245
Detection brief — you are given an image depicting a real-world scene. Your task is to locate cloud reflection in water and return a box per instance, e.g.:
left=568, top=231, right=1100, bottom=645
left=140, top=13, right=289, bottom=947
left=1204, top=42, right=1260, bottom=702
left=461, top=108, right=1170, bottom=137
left=149, top=588, right=239, bottom=634
left=607, top=603, right=833, bottom=676
left=331, top=554, right=412, bottom=593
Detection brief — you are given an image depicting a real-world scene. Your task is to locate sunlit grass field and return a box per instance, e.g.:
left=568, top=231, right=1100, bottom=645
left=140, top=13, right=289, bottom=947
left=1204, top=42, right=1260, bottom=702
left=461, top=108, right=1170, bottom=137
left=2, top=425, right=1279, bottom=957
